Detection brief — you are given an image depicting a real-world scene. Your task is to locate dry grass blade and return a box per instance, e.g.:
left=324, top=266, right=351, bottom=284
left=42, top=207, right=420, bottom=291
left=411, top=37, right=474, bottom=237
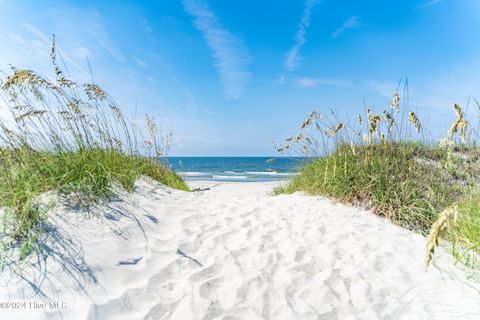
left=296, top=133, right=304, bottom=143
left=408, top=111, right=421, bottom=133
left=83, top=83, right=107, bottom=101
left=425, top=205, right=459, bottom=271
left=301, top=118, right=311, bottom=129
left=14, top=110, right=47, bottom=122
left=368, top=114, right=381, bottom=137
left=334, top=122, right=345, bottom=134
left=383, top=110, right=395, bottom=132
left=390, top=90, right=400, bottom=113
left=447, top=104, right=469, bottom=144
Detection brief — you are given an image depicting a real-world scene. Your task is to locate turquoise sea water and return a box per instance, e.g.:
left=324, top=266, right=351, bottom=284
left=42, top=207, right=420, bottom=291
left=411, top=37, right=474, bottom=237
left=167, top=157, right=307, bottom=182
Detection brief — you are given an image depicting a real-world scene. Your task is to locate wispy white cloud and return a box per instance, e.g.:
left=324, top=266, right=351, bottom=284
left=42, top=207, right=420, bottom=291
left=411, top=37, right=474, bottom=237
left=16, top=8, right=124, bottom=67
left=418, top=0, right=443, bottom=8
left=295, top=77, right=317, bottom=87
left=294, top=76, right=396, bottom=98
left=21, top=22, right=90, bottom=76
left=364, top=79, right=398, bottom=98
left=83, top=10, right=124, bottom=62
left=46, top=8, right=125, bottom=62
left=295, top=77, right=352, bottom=88
left=285, top=0, right=318, bottom=71
left=21, top=22, right=49, bottom=42
left=183, top=0, right=251, bottom=99
left=331, top=16, right=360, bottom=38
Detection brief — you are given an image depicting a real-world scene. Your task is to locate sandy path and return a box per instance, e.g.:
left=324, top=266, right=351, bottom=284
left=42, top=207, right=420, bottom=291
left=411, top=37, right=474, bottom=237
left=1, top=179, right=479, bottom=319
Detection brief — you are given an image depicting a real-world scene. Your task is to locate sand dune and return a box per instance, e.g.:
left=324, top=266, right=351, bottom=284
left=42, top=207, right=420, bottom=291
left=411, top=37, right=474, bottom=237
left=1, top=178, right=479, bottom=319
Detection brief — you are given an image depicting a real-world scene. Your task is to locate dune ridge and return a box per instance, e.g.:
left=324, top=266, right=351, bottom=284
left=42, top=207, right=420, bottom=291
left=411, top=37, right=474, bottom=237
left=1, top=178, right=479, bottom=319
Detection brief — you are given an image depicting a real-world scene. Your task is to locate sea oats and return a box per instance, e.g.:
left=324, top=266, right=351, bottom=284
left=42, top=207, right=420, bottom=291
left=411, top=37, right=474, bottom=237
left=276, top=90, right=478, bottom=277
left=426, top=205, right=459, bottom=271
left=447, top=104, right=468, bottom=144
left=14, top=110, right=47, bottom=122
left=334, top=122, right=345, bottom=134
left=380, top=132, right=386, bottom=144
left=144, top=140, right=153, bottom=149
left=408, top=111, right=421, bottom=133
left=383, top=110, right=395, bottom=132
left=145, top=114, right=156, bottom=136
left=83, top=83, right=107, bottom=101
left=110, top=104, right=122, bottom=118
left=296, top=133, right=304, bottom=143
left=57, top=76, right=76, bottom=88
left=0, top=36, right=188, bottom=264
left=368, top=114, right=381, bottom=137
left=301, top=118, right=311, bottom=129
left=390, top=90, right=400, bottom=113
left=362, top=133, right=371, bottom=143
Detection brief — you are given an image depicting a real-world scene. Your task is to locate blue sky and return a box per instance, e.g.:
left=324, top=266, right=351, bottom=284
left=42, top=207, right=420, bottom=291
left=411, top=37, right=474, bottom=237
left=0, top=0, right=479, bottom=155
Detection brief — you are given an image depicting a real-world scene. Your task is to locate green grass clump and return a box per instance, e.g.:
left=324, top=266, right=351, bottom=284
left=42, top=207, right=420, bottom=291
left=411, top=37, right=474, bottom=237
left=451, top=194, right=480, bottom=276
left=278, top=142, right=469, bottom=233
left=139, top=158, right=189, bottom=191
left=277, top=90, right=480, bottom=274
left=0, top=37, right=188, bottom=263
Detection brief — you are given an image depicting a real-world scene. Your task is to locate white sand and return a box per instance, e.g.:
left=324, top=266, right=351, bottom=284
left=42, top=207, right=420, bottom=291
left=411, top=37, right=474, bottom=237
left=1, top=178, right=479, bottom=319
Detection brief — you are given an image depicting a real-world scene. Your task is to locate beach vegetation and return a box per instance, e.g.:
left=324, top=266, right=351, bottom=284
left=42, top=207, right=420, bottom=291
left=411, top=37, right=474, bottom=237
left=277, top=89, right=480, bottom=276
left=0, top=37, right=188, bottom=263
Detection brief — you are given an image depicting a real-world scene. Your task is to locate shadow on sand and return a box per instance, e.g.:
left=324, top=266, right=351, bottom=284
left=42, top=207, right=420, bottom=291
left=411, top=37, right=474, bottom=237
left=0, top=186, right=152, bottom=305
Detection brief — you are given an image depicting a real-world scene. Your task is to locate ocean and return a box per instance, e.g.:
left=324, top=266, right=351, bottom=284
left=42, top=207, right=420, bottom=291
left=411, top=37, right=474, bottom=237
left=166, top=157, right=307, bottom=182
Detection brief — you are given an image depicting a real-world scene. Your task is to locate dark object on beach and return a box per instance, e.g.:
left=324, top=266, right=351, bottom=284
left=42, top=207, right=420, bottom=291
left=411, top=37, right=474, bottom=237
left=117, top=257, right=143, bottom=266
left=176, top=249, right=203, bottom=267
left=192, top=187, right=211, bottom=192
left=192, top=183, right=222, bottom=192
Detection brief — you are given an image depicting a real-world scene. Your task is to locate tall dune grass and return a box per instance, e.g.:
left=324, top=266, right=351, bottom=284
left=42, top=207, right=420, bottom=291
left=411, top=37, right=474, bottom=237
left=277, top=89, right=480, bottom=275
left=0, top=37, right=188, bottom=263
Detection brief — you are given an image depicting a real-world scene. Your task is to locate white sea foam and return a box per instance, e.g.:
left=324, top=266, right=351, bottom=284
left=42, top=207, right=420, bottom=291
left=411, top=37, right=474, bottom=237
left=245, top=171, right=278, bottom=175
left=245, top=171, right=298, bottom=176
left=179, top=172, right=210, bottom=177
left=212, top=175, right=248, bottom=179
left=179, top=171, right=298, bottom=180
